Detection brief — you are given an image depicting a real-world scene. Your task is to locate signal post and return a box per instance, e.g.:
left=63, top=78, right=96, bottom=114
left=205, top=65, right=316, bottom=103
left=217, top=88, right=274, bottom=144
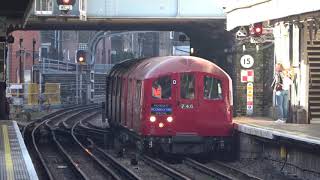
left=76, top=50, right=86, bottom=104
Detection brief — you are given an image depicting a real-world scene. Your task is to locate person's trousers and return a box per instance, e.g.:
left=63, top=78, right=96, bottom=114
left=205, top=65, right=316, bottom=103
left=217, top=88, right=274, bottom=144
left=275, top=90, right=289, bottom=119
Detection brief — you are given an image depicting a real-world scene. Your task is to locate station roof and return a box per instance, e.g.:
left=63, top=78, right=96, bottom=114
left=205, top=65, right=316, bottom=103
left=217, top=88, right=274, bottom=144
left=0, top=0, right=30, bottom=19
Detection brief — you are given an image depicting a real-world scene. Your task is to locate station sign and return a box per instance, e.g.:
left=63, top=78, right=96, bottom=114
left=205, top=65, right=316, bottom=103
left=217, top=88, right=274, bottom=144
left=247, top=82, right=254, bottom=115
left=240, top=55, right=254, bottom=68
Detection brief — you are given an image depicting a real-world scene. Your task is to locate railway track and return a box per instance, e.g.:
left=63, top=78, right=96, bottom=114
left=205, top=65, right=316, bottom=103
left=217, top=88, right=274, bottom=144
left=24, top=105, right=95, bottom=180
left=24, top=104, right=119, bottom=180
left=76, top=113, right=187, bottom=180
left=25, top=105, right=260, bottom=180
left=202, top=159, right=262, bottom=180
left=52, top=106, right=119, bottom=180
left=78, top=114, right=260, bottom=180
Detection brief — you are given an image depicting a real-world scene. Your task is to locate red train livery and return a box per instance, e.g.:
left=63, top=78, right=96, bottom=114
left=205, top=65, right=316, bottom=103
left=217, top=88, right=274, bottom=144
left=106, top=56, right=234, bottom=155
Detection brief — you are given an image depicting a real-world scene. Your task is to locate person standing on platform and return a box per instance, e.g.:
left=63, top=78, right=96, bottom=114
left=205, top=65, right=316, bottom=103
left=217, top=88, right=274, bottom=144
left=271, top=63, right=292, bottom=123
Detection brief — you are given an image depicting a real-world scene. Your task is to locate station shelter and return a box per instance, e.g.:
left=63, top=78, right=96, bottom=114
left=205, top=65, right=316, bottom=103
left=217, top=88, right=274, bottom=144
left=225, top=0, right=320, bottom=124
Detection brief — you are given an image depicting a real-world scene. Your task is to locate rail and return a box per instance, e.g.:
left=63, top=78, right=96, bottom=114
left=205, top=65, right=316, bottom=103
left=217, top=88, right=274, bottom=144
left=141, top=156, right=191, bottom=180
left=184, top=158, right=262, bottom=180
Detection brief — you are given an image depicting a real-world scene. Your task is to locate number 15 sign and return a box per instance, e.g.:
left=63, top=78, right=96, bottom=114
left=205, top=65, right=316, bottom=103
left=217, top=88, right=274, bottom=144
left=240, top=55, right=254, bottom=68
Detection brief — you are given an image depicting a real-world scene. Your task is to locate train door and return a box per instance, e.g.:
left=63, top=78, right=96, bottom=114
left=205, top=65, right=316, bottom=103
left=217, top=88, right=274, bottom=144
left=121, top=78, right=128, bottom=126
left=198, top=74, right=227, bottom=135
left=133, top=80, right=142, bottom=132
left=174, top=73, right=199, bottom=133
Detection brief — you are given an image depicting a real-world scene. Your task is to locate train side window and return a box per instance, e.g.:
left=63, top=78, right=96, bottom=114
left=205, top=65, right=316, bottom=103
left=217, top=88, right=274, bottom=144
left=203, top=76, right=223, bottom=100
left=152, top=76, right=171, bottom=99
left=180, top=73, right=195, bottom=99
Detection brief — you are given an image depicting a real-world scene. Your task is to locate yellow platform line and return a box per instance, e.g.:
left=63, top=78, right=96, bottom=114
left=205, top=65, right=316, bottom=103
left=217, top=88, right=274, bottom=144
left=2, top=125, right=14, bottom=180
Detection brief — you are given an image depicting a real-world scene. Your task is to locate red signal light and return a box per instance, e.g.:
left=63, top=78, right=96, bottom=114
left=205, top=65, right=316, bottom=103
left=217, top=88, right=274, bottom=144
left=57, top=0, right=75, bottom=5
left=251, top=23, right=263, bottom=37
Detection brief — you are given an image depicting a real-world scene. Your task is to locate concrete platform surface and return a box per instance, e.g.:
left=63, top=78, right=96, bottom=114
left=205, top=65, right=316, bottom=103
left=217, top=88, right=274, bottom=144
left=0, top=120, right=38, bottom=180
left=234, top=117, right=320, bottom=146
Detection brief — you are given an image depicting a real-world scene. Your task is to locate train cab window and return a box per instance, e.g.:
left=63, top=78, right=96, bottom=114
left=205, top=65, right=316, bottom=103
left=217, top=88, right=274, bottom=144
left=180, top=73, right=195, bottom=99
left=152, top=76, right=171, bottom=99
left=203, top=76, right=223, bottom=100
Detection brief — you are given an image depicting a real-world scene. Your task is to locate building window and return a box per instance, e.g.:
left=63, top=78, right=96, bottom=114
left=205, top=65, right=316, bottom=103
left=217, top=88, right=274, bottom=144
left=180, top=73, right=195, bottom=99
left=204, top=76, right=222, bottom=100
left=152, top=76, right=171, bottom=99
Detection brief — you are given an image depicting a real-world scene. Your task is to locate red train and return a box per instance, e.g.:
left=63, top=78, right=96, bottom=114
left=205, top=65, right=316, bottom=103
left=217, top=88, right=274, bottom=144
left=106, top=56, right=234, bottom=156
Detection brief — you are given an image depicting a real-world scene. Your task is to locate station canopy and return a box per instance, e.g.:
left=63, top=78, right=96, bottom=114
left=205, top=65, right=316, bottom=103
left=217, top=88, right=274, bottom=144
left=225, top=0, right=320, bottom=31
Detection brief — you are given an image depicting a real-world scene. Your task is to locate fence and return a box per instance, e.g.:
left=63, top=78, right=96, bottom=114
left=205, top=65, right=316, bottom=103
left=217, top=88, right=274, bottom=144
left=34, top=58, right=113, bottom=74
left=6, top=83, right=61, bottom=106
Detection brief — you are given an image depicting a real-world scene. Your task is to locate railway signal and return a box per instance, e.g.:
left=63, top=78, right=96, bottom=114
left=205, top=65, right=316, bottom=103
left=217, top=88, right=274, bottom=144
left=76, top=50, right=86, bottom=64
left=250, top=22, right=263, bottom=37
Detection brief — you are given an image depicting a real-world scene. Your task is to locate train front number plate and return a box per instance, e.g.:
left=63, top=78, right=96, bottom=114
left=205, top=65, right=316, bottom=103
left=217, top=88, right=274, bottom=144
left=59, top=5, right=73, bottom=11
left=180, top=104, right=193, bottom=109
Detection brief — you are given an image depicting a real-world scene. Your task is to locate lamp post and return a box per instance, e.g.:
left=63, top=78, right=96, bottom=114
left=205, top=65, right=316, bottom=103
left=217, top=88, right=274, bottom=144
left=32, top=38, right=36, bottom=83
left=19, top=38, right=23, bottom=84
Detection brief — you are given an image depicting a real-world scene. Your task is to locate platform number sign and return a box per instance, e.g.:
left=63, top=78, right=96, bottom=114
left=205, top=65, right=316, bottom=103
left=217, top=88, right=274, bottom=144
left=240, top=55, right=254, bottom=68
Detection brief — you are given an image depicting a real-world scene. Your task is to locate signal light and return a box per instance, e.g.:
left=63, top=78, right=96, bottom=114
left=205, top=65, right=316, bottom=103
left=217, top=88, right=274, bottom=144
left=57, top=0, right=75, bottom=5
left=76, top=50, right=86, bottom=64
left=250, top=22, right=263, bottom=37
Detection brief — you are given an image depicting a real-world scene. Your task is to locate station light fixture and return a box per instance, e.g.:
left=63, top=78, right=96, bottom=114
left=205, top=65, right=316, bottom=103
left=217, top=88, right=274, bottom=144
left=76, top=50, right=86, bottom=64
left=250, top=22, right=263, bottom=37
left=150, top=116, right=156, bottom=122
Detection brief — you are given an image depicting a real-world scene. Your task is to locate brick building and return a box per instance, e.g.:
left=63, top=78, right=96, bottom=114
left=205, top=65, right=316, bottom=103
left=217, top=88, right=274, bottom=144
left=8, top=31, right=40, bottom=83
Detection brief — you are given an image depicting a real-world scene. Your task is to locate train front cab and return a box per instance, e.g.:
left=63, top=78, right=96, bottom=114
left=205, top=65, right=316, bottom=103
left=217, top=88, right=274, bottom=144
left=144, top=71, right=234, bottom=156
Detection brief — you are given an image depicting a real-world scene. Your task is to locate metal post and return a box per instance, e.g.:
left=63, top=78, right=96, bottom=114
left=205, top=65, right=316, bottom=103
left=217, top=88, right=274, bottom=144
left=19, top=38, right=23, bottom=84
left=80, top=65, right=82, bottom=104
left=6, top=43, right=10, bottom=82
left=76, top=63, right=79, bottom=104
left=32, top=38, right=36, bottom=83
left=39, top=49, right=42, bottom=93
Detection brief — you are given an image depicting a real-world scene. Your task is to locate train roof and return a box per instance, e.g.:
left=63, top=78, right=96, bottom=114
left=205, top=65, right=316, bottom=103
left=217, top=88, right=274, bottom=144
left=109, top=56, right=230, bottom=80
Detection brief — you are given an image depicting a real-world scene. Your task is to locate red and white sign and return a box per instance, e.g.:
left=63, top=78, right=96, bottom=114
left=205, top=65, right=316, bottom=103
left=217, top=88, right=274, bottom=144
left=241, top=69, right=254, bottom=83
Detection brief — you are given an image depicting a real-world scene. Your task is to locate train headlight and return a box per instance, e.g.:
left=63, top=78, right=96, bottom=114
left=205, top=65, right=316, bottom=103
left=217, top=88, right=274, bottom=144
left=159, top=122, right=164, bottom=128
left=150, top=116, right=156, bottom=122
left=166, top=116, right=173, bottom=123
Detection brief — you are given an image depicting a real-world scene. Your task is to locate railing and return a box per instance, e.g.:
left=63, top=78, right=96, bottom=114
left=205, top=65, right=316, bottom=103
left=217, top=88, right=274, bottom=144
left=35, top=58, right=113, bottom=74
left=6, top=83, right=61, bottom=106
left=38, top=58, right=85, bottom=73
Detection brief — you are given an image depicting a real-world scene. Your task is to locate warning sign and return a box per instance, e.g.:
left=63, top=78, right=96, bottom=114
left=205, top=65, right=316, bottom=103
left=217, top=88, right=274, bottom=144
left=241, top=69, right=254, bottom=83
left=247, top=82, right=254, bottom=115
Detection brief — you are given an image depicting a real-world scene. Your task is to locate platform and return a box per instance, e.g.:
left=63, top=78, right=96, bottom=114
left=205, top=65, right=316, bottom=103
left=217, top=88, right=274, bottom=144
left=234, top=117, right=320, bottom=146
left=0, top=120, right=38, bottom=180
